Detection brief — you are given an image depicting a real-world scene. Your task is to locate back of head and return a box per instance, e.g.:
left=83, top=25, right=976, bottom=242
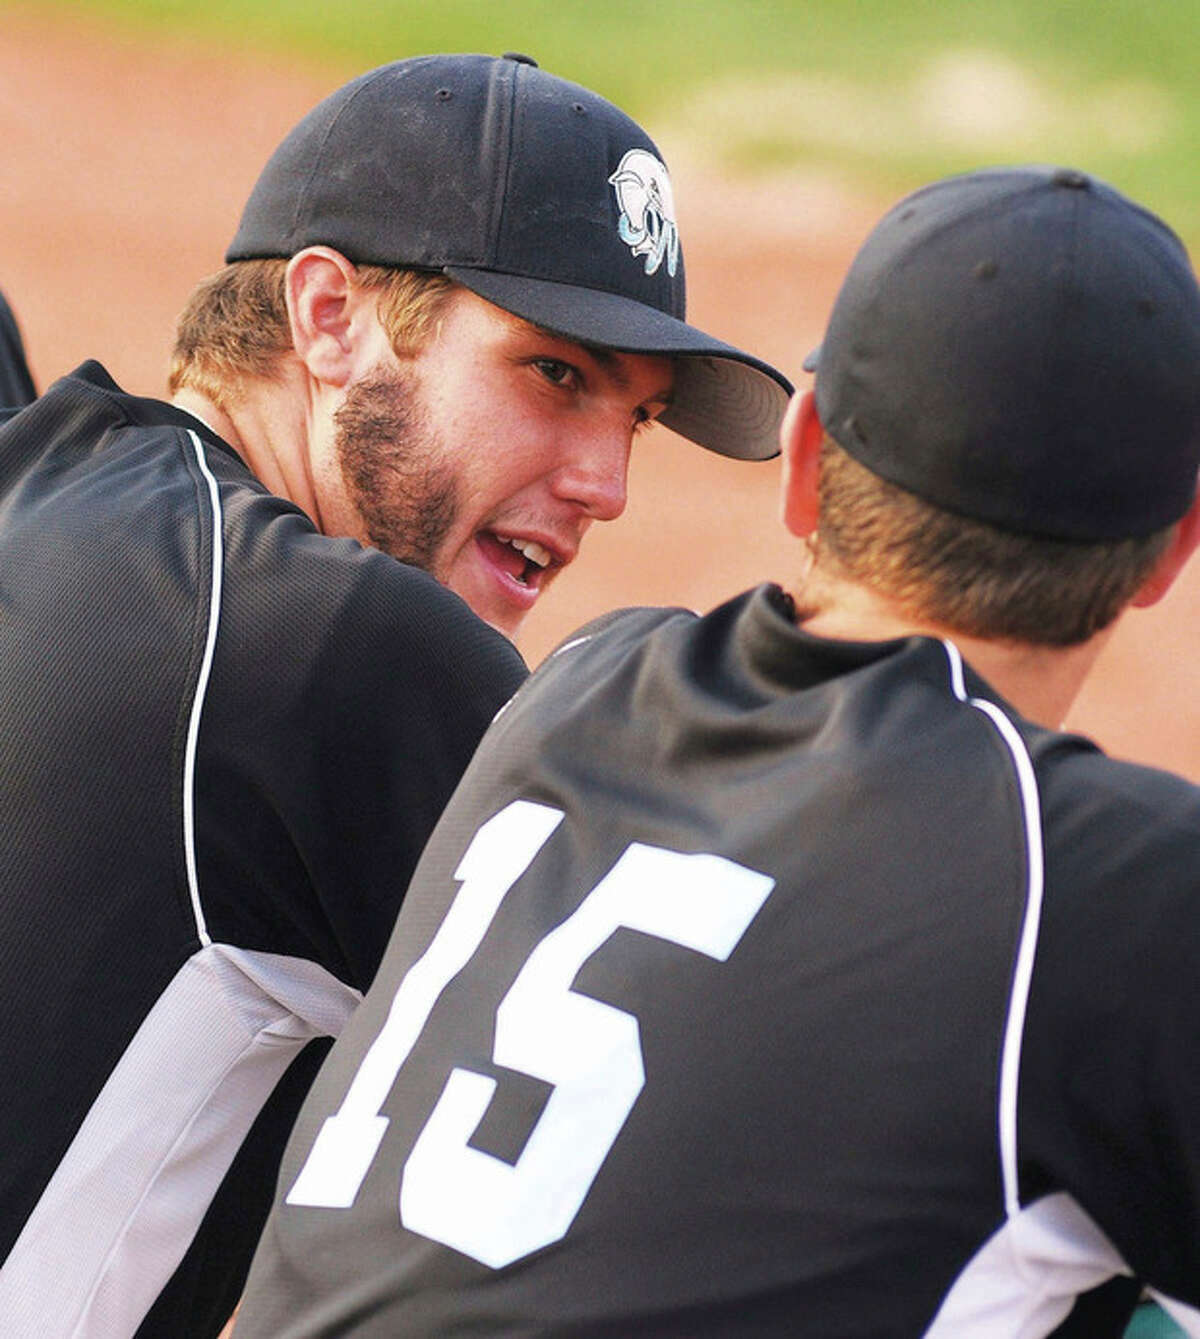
left=805, top=165, right=1200, bottom=642
left=177, top=52, right=790, bottom=461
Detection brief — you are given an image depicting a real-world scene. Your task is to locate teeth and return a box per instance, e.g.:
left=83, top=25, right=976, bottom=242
left=505, top=537, right=552, bottom=568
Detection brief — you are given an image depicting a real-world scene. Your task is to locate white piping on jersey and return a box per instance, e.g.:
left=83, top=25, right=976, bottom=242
left=549, top=634, right=593, bottom=660
left=0, top=944, right=362, bottom=1339
left=941, top=639, right=1045, bottom=1221
left=182, top=429, right=224, bottom=948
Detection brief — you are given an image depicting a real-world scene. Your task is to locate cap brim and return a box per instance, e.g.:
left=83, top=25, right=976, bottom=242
left=445, top=267, right=791, bottom=461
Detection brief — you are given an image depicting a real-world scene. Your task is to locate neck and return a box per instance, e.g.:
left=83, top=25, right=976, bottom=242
left=171, top=369, right=324, bottom=528
left=793, top=574, right=1114, bottom=729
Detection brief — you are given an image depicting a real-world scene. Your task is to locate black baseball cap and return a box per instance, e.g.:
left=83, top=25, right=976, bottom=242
left=227, top=52, right=791, bottom=461
left=805, top=165, right=1200, bottom=539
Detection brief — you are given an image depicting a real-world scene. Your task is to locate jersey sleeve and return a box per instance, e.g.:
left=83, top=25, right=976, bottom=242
left=1021, top=746, right=1200, bottom=1311
left=194, top=524, right=528, bottom=993
left=311, top=563, right=529, bottom=987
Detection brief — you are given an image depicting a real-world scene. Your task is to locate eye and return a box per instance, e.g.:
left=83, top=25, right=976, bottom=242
left=532, top=358, right=579, bottom=389
left=632, top=404, right=664, bottom=435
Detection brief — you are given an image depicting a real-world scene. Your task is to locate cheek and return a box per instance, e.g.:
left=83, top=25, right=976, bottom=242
left=455, top=458, right=534, bottom=522
left=422, top=366, right=568, bottom=503
left=446, top=413, right=557, bottom=499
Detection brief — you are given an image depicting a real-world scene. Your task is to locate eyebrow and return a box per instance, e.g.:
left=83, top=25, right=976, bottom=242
left=526, top=321, right=675, bottom=404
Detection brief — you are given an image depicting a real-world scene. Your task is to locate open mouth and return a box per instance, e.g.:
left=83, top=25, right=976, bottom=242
left=479, top=532, right=555, bottom=589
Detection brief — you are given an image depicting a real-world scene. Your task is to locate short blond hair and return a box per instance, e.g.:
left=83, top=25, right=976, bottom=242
left=167, top=259, right=456, bottom=406
left=815, top=435, right=1174, bottom=646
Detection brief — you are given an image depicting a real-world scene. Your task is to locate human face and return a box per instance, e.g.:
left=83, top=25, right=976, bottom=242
left=334, top=289, right=674, bottom=638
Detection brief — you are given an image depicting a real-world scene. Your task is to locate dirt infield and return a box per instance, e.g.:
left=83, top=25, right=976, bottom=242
left=5, top=11, right=1200, bottom=779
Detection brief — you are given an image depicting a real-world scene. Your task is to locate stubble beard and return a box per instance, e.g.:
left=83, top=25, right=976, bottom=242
left=333, top=364, right=460, bottom=575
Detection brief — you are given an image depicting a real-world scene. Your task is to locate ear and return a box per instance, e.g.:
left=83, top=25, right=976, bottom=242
left=285, top=247, right=376, bottom=390
left=1131, top=485, right=1200, bottom=608
left=780, top=389, right=824, bottom=538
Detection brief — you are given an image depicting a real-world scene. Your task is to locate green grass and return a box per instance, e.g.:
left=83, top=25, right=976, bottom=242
left=14, top=0, right=1200, bottom=242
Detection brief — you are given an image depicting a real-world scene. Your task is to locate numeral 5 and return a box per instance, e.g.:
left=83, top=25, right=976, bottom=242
left=288, top=800, right=772, bottom=1268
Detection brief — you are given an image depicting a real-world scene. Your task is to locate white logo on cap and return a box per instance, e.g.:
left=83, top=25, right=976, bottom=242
left=609, top=149, right=679, bottom=278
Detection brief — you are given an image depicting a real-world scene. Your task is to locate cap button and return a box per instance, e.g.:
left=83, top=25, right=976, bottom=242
left=502, top=52, right=539, bottom=66
left=1052, top=168, right=1090, bottom=190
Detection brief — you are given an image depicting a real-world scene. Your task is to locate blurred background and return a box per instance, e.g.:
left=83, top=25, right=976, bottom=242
left=3, top=0, right=1200, bottom=784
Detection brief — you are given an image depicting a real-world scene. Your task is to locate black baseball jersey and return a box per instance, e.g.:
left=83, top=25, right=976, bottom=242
left=234, top=584, right=1200, bottom=1338
left=0, top=362, right=527, bottom=1338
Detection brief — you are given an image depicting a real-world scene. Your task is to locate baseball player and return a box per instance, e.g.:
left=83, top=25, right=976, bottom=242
left=229, top=166, right=1200, bottom=1338
left=0, top=53, right=789, bottom=1339
left=0, top=287, right=36, bottom=406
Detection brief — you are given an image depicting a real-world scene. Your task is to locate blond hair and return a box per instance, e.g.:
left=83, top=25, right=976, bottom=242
left=167, top=259, right=455, bottom=407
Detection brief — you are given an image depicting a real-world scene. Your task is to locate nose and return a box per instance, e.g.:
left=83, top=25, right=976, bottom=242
left=551, top=421, right=631, bottom=522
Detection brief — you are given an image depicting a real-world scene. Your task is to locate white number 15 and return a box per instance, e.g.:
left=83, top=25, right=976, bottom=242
left=287, top=800, right=773, bottom=1268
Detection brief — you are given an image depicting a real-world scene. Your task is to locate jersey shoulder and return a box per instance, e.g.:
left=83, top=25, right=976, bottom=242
left=218, top=489, right=527, bottom=704
left=1033, top=730, right=1200, bottom=876
left=1023, top=725, right=1200, bottom=1049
